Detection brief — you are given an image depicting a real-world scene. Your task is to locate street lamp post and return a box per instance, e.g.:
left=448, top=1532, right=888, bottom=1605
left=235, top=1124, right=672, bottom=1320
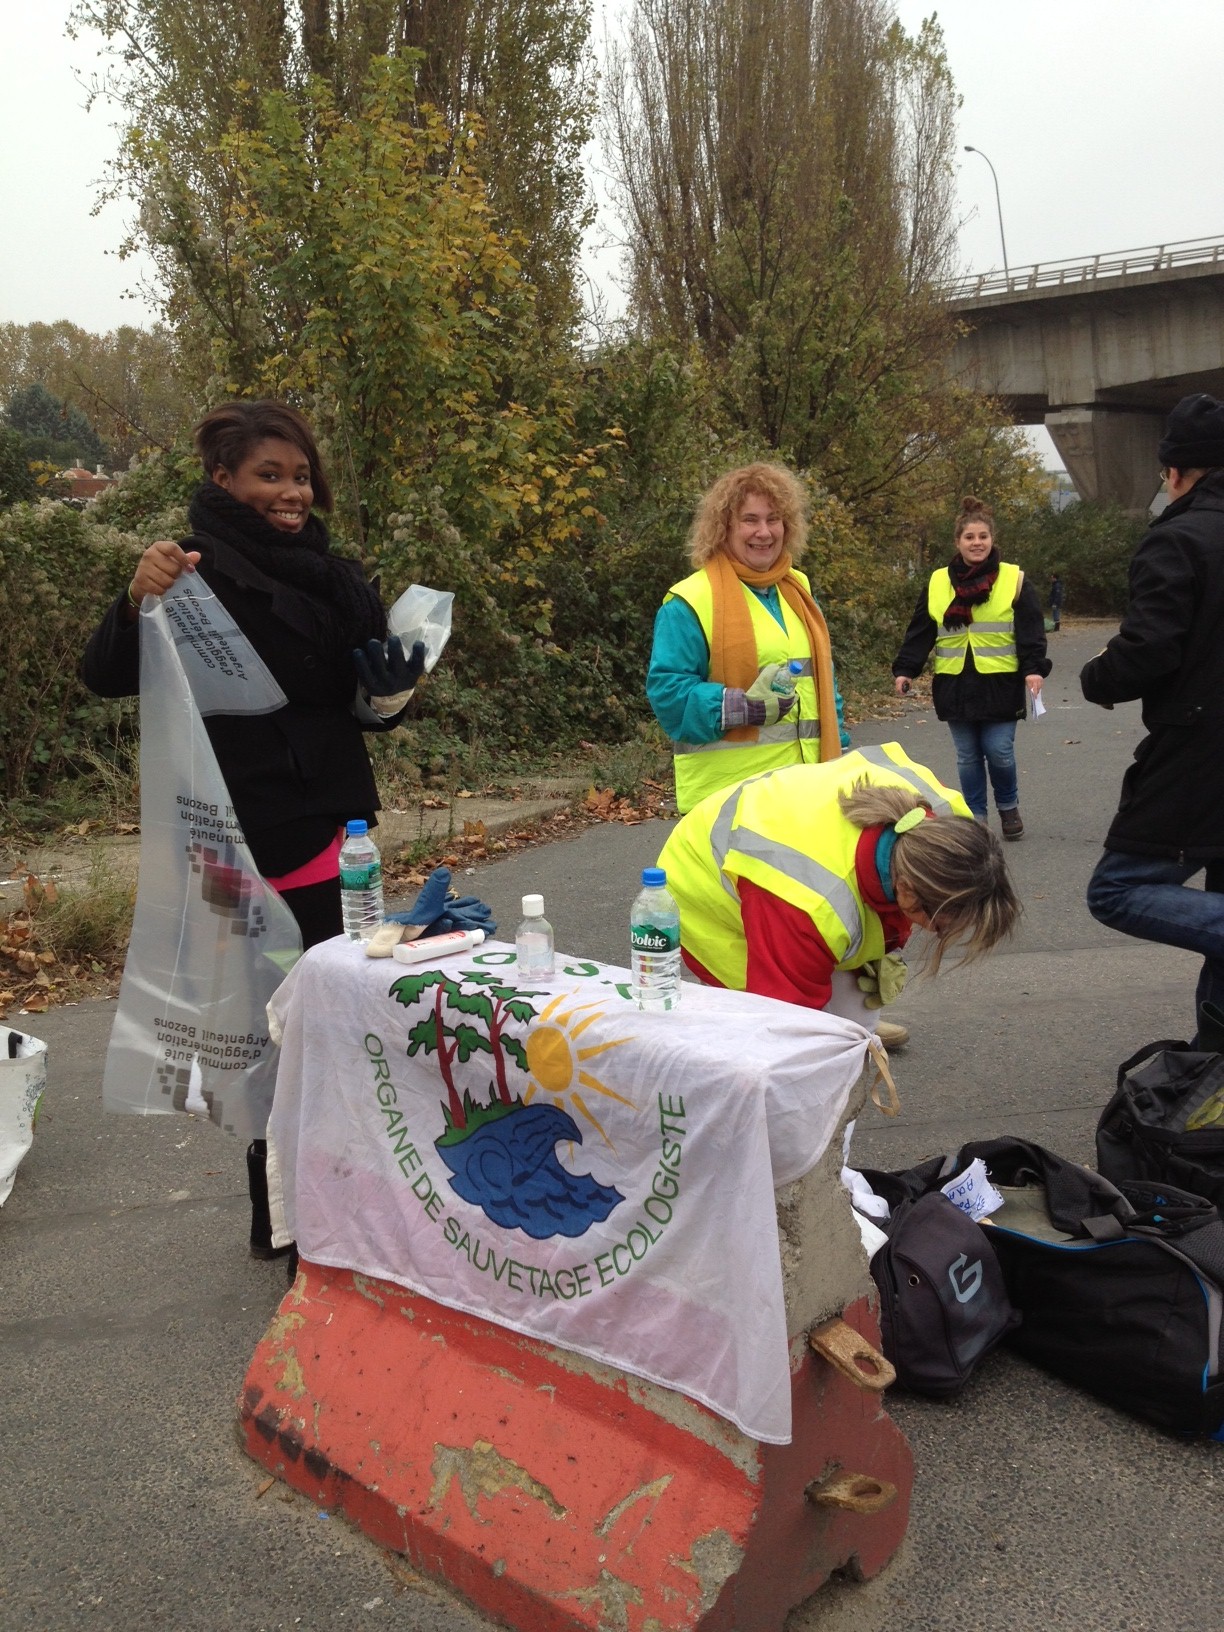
left=964, top=144, right=1009, bottom=282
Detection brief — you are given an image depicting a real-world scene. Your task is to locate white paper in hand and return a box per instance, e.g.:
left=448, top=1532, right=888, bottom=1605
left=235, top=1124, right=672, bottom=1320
left=1029, top=689, right=1047, bottom=719
left=940, top=1157, right=1005, bottom=1222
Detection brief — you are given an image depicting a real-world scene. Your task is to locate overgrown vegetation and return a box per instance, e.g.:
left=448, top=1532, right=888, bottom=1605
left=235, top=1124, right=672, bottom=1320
left=0, top=2, right=1147, bottom=830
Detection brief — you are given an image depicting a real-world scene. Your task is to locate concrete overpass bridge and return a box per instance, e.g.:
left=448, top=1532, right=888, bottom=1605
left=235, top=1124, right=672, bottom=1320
left=946, top=237, right=1224, bottom=512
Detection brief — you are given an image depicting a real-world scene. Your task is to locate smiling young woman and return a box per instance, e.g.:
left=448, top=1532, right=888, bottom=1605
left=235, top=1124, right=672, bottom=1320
left=80, top=399, right=426, bottom=1260
left=891, top=495, right=1051, bottom=840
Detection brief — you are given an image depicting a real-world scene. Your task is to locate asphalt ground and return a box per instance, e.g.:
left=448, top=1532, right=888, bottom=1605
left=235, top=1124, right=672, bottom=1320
left=2, top=620, right=1221, bottom=1632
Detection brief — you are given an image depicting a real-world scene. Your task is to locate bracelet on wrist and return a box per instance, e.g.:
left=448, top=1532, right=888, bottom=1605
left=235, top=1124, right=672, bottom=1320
left=126, top=583, right=141, bottom=611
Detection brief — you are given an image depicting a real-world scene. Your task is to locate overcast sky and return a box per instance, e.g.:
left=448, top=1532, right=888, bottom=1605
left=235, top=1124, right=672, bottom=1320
left=3, top=1, right=1224, bottom=465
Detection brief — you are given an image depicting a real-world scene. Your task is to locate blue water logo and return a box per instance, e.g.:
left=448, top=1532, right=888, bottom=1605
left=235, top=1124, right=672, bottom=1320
left=435, top=1100, right=623, bottom=1240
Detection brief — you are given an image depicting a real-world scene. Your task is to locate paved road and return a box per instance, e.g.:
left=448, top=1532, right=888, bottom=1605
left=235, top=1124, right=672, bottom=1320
left=2, top=621, right=1220, bottom=1631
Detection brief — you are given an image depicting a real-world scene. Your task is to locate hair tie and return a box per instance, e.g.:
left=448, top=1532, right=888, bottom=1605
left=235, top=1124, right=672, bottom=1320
left=894, top=806, right=930, bottom=835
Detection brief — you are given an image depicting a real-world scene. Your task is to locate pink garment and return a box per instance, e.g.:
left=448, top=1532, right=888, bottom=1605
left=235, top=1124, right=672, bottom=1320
left=266, top=831, right=343, bottom=894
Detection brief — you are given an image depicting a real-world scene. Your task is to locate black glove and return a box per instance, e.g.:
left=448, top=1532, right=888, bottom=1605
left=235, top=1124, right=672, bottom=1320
left=353, top=636, right=426, bottom=698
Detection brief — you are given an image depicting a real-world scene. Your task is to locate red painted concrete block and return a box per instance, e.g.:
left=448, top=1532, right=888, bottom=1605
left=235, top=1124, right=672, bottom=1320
left=239, top=1262, right=912, bottom=1631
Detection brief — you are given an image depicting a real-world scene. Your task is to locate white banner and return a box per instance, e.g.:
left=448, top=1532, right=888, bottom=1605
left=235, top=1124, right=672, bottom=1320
left=268, top=939, right=872, bottom=1444
left=102, top=577, right=303, bottom=1140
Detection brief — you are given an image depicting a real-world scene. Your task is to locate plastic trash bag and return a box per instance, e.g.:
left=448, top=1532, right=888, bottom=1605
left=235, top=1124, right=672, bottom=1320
left=386, top=583, right=453, bottom=673
left=0, top=1026, right=47, bottom=1206
left=102, top=575, right=302, bottom=1141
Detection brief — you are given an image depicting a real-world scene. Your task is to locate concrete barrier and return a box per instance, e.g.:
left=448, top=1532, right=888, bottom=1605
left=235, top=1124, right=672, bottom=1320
left=239, top=1105, right=913, bottom=1630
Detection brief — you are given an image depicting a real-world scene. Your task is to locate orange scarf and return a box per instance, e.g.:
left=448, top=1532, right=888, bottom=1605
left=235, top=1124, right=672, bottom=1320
left=705, top=551, right=841, bottom=757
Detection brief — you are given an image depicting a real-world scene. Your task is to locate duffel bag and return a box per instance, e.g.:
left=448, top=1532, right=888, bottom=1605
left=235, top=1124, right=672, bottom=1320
left=858, top=1163, right=1019, bottom=1398
left=1097, top=1038, right=1224, bottom=1212
left=960, top=1138, right=1224, bottom=1438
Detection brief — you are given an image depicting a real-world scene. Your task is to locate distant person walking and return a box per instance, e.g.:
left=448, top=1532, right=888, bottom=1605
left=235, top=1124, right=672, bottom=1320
left=891, top=496, right=1050, bottom=840
left=1049, top=574, right=1064, bottom=631
left=1082, top=393, right=1224, bottom=1041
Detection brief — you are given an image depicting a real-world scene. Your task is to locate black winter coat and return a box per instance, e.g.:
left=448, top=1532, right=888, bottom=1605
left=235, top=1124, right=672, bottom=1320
left=892, top=567, right=1051, bottom=722
left=81, top=530, right=404, bottom=877
left=1081, top=470, right=1224, bottom=859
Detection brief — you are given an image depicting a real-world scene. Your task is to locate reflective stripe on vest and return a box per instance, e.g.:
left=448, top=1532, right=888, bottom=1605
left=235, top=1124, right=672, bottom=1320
left=665, top=568, right=823, bottom=812
left=928, top=563, right=1021, bottom=675
left=718, top=821, right=866, bottom=961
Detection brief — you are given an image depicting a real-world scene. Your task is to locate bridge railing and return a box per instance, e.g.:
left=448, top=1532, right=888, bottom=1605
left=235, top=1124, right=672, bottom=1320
left=945, top=236, right=1224, bottom=302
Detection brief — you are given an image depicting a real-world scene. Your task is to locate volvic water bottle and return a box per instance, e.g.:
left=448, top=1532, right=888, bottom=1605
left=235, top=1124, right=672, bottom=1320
left=630, top=867, right=681, bottom=1012
left=515, top=894, right=555, bottom=980
left=339, top=819, right=384, bottom=942
left=771, top=658, right=804, bottom=696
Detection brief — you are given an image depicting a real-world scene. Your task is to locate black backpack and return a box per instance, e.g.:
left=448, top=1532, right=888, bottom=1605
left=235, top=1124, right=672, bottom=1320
left=1097, top=1038, right=1224, bottom=1212
left=858, top=1164, right=1020, bottom=1398
left=944, top=1138, right=1224, bottom=1438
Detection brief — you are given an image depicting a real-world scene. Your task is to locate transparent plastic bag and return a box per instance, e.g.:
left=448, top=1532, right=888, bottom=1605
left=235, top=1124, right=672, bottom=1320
left=102, top=576, right=302, bottom=1141
left=386, top=583, right=453, bottom=673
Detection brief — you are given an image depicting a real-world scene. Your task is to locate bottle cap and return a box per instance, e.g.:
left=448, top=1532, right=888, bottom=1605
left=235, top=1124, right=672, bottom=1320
left=641, top=866, right=666, bottom=887
left=345, top=819, right=369, bottom=836
left=788, top=659, right=804, bottom=675
left=521, top=894, right=544, bottom=916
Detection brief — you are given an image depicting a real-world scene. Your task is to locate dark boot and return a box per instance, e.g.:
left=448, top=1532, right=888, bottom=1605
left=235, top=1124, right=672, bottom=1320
left=1000, top=806, right=1024, bottom=840
left=247, top=1139, right=291, bottom=1260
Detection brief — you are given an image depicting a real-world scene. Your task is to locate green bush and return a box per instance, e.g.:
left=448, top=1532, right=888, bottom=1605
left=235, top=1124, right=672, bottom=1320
left=0, top=501, right=141, bottom=805
left=1005, top=500, right=1143, bottom=619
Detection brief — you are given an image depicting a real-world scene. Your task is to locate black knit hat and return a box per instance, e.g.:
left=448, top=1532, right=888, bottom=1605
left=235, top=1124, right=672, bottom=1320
left=1158, top=393, right=1224, bottom=471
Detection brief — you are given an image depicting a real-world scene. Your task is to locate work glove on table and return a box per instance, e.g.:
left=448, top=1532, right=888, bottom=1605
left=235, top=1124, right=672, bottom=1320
left=386, top=866, right=498, bottom=939
left=352, top=636, right=426, bottom=716
left=722, top=664, right=798, bottom=730
left=856, top=952, right=908, bottom=1009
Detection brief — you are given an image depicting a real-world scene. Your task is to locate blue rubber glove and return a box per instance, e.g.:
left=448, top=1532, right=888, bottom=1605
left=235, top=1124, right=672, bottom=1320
left=432, top=897, right=497, bottom=937
left=386, top=870, right=498, bottom=939
left=353, top=635, right=426, bottom=698
left=392, top=866, right=452, bottom=928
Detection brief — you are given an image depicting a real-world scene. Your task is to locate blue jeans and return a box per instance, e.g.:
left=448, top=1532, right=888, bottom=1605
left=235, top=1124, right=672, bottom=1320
left=1087, top=849, right=1224, bottom=1028
left=945, top=719, right=1019, bottom=819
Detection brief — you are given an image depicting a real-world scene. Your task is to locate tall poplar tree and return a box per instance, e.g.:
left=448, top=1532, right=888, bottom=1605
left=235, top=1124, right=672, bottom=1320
left=603, top=0, right=967, bottom=514
left=71, top=0, right=596, bottom=349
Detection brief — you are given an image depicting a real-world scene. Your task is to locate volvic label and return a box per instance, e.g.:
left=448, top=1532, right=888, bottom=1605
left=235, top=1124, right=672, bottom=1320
left=631, top=924, right=679, bottom=953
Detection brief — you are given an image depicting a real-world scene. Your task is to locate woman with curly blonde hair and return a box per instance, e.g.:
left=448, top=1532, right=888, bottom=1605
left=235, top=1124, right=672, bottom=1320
left=647, top=462, right=849, bottom=817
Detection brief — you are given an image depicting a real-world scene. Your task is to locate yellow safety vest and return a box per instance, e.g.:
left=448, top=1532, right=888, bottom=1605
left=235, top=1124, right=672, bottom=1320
left=928, top=563, right=1021, bottom=675
left=666, top=568, right=824, bottom=814
left=658, top=744, right=971, bottom=990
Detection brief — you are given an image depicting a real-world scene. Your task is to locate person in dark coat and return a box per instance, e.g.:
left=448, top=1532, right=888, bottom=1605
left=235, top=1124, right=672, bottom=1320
left=82, top=399, right=426, bottom=1254
left=1049, top=574, right=1064, bottom=631
left=892, top=496, right=1050, bottom=840
left=1081, top=393, right=1224, bottom=1039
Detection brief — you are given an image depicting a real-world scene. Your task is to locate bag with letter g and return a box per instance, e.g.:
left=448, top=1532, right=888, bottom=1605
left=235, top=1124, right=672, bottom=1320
left=865, top=1183, right=1020, bottom=1397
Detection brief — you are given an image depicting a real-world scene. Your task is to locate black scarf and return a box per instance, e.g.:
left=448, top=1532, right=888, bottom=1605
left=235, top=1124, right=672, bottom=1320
left=942, top=544, right=1001, bottom=629
left=187, top=482, right=386, bottom=661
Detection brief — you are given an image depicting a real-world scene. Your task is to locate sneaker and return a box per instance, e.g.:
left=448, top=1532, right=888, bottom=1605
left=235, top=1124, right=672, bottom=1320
left=1000, top=807, right=1024, bottom=840
left=875, top=1019, right=909, bottom=1049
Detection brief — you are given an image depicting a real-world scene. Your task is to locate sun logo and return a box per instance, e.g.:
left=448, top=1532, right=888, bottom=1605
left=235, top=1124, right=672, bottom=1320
left=523, top=993, right=634, bottom=1153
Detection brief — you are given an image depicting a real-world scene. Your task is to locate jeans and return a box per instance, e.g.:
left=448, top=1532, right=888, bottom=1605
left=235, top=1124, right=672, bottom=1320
left=1087, top=849, right=1224, bottom=1029
left=945, top=719, right=1019, bottom=819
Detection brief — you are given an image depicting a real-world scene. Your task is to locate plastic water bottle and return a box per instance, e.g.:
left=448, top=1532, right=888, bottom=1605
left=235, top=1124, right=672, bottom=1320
left=515, top=894, right=555, bottom=980
left=339, top=819, right=384, bottom=942
left=771, top=658, right=804, bottom=696
left=630, top=867, right=681, bottom=1012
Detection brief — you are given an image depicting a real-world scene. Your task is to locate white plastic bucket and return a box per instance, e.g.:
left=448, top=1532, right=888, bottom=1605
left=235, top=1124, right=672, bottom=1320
left=0, top=1025, right=47, bottom=1206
